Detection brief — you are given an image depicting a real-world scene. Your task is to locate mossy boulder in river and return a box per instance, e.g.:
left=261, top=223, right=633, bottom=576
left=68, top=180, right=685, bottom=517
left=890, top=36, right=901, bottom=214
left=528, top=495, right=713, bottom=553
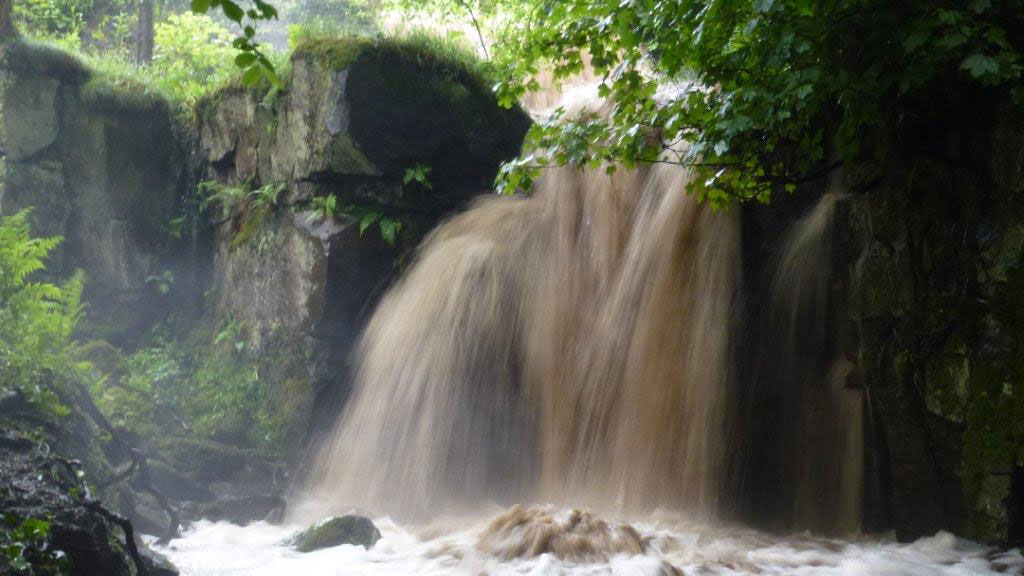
left=290, top=515, right=381, bottom=552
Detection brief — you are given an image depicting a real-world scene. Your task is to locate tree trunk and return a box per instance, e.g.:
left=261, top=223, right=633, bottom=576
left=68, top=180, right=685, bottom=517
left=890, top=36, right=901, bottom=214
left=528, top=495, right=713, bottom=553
left=0, top=0, right=16, bottom=41
left=134, top=0, right=153, bottom=63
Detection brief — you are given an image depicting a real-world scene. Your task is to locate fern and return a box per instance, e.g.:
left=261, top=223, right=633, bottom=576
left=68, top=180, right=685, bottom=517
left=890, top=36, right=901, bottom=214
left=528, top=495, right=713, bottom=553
left=197, top=180, right=249, bottom=219
left=306, top=194, right=339, bottom=222
left=0, top=209, right=87, bottom=415
left=337, top=204, right=404, bottom=247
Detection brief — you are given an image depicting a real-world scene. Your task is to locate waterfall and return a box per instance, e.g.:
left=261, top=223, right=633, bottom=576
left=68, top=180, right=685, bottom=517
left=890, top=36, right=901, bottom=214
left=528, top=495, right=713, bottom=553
left=301, top=91, right=866, bottom=535
left=736, top=183, right=865, bottom=534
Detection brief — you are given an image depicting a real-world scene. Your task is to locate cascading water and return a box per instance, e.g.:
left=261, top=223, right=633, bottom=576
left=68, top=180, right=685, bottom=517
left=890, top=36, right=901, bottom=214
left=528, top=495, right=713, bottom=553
left=156, top=90, right=1024, bottom=576
left=735, top=185, right=866, bottom=535
left=301, top=88, right=860, bottom=531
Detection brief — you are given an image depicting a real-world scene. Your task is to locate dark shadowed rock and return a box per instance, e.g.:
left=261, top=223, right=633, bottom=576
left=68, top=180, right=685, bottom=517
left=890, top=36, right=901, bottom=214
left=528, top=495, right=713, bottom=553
left=0, top=431, right=161, bottom=576
left=194, top=494, right=287, bottom=525
left=290, top=515, right=381, bottom=552
left=160, top=437, right=251, bottom=483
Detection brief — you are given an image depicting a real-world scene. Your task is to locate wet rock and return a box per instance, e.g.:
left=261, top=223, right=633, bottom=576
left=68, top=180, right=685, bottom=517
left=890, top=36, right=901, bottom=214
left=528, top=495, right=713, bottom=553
left=0, top=39, right=192, bottom=345
left=194, top=494, right=287, bottom=525
left=0, top=431, right=157, bottom=576
left=138, top=538, right=180, bottom=576
left=858, top=241, right=910, bottom=319
left=923, top=335, right=971, bottom=423
left=290, top=515, right=381, bottom=552
left=198, top=37, right=530, bottom=212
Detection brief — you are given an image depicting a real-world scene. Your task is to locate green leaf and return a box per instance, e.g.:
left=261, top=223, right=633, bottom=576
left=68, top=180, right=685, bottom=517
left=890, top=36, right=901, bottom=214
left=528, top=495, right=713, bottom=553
left=359, top=212, right=380, bottom=235
left=242, top=65, right=262, bottom=86
left=190, top=0, right=213, bottom=13
left=961, top=53, right=999, bottom=78
left=234, top=52, right=257, bottom=68
left=221, top=0, right=244, bottom=22
left=379, top=219, right=401, bottom=246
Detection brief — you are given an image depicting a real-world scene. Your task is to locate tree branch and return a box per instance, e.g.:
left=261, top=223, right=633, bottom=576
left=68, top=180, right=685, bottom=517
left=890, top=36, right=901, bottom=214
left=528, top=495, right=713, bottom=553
left=87, top=501, right=149, bottom=576
left=455, top=0, right=489, bottom=60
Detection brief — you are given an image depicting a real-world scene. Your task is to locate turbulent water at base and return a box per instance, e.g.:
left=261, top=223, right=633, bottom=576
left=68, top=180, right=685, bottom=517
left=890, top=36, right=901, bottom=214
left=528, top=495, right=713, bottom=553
left=155, top=512, right=1024, bottom=576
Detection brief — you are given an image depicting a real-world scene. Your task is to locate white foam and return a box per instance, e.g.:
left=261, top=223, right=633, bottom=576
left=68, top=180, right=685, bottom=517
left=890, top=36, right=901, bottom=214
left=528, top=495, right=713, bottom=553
left=152, top=513, right=1022, bottom=576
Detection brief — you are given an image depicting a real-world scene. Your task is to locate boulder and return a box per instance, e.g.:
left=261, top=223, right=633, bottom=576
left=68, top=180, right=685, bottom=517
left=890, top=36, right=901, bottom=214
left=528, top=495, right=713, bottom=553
left=290, top=515, right=381, bottom=552
left=137, top=539, right=180, bottom=576
left=147, top=460, right=216, bottom=503
left=159, top=437, right=252, bottom=483
left=194, top=35, right=532, bottom=454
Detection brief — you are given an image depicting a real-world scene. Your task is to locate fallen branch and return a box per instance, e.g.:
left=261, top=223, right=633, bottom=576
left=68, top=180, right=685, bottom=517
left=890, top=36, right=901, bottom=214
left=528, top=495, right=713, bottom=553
left=86, top=500, right=149, bottom=576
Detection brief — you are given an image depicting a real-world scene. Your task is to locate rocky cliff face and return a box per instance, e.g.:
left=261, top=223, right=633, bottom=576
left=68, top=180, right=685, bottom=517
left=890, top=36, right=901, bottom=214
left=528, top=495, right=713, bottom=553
left=739, top=92, right=1024, bottom=546
left=830, top=100, right=1024, bottom=545
left=0, top=41, right=192, bottom=346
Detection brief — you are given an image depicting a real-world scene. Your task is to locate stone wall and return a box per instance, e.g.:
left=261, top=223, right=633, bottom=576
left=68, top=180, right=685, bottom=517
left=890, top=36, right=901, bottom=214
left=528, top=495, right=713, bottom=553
left=0, top=41, right=192, bottom=344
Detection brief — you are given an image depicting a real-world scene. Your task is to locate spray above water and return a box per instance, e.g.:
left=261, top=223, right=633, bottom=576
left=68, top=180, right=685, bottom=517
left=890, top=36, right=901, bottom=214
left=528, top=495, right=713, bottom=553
left=303, top=89, right=863, bottom=536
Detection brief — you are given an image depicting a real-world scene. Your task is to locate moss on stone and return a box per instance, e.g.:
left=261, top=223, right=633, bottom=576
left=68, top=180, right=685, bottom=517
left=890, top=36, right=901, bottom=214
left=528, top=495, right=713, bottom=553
left=0, top=39, right=91, bottom=82
left=924, top=335, right=971, bottom=423
left=79, top=74, right=167, bottom=115
left=292, top=35, right=374, bottom=70
left=290, top=516, right=381, bottom=552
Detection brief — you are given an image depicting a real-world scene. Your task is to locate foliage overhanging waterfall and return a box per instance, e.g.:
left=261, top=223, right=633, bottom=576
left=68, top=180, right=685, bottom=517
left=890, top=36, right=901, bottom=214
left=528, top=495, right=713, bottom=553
left=303, top=90, right=867, bottom=535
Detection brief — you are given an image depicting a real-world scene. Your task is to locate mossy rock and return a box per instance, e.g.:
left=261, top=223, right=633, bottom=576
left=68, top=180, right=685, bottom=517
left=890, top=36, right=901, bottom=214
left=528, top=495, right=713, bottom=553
left=290, top=515, right=381, bottom=552
left=0, top=39, right=91, bottom=82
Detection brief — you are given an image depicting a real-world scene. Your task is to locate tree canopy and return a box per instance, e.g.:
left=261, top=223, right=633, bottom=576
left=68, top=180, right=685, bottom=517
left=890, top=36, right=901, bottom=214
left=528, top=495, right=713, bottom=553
left=482, top=0, right=1024, bottom=204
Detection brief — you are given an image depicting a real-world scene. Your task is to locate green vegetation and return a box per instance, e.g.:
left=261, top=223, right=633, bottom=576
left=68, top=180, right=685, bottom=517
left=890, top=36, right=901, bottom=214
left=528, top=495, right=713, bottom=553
left=285, top=0, right=377, bottom=38
left=198, top=179, right=286, bottom=249
left=403, top=163, right=433, bottom=190
left=305, top=194, right=406, bottom=248
left=1, top=516, right=68, bottom=576
left=480, top=1, right=1024, bottom=206
left=88, top=318, right=294, bottom=454
left=0, top=210, right=86, bottom=417
left=306, top=194, right=339, bottom=221
left=148, top=12, right=237, bottom=105
left=340, top=204, right=404, bottom=247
